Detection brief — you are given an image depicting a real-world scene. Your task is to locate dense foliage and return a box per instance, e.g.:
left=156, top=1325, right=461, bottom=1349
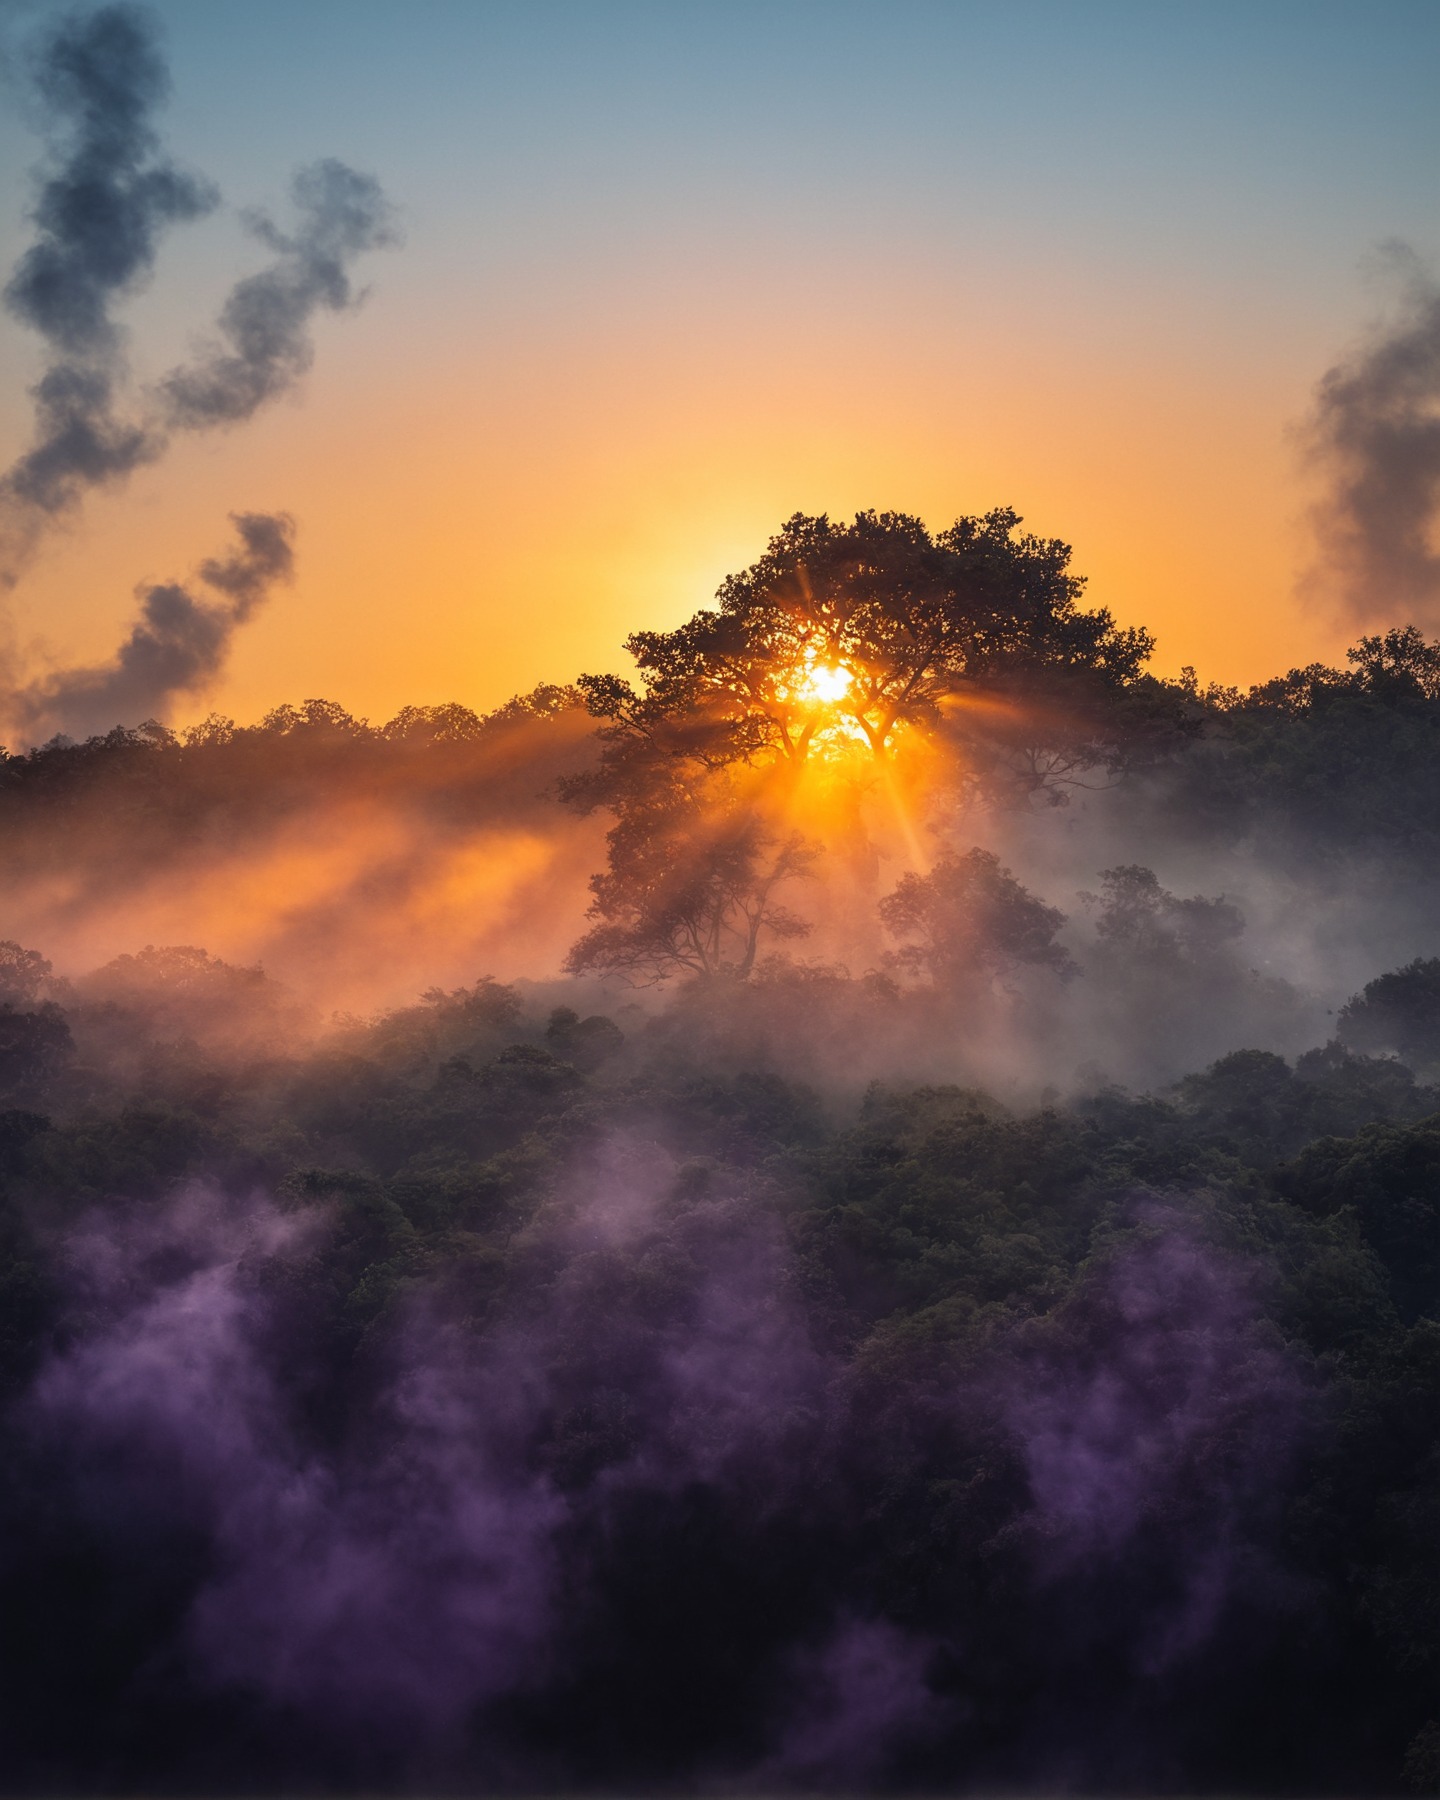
left=1164, top=624, right=1440, bottom=867
left=571, top=508, right=1164, bottom=773
left=0, top=936, right=1432, bottom=1793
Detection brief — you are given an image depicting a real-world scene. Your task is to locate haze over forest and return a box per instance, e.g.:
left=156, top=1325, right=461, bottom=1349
left=0, top=5, right=1436, bottom=1797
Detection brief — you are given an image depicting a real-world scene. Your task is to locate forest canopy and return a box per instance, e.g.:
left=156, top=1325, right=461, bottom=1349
left=0, top=508, right=1435, bottom=1796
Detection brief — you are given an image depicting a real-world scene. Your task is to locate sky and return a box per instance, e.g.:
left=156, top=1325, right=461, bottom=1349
left=1, top=0, right=1438, bottom=732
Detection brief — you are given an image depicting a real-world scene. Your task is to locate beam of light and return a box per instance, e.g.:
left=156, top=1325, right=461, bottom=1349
left=876, top=754, right=931, bottom=877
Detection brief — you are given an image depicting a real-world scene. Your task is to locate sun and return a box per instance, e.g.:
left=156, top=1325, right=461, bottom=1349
left=796, top=661, right=852, bottom=705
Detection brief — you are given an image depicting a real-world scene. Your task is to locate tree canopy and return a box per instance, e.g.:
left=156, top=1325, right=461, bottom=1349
left=0, top=501, right=1436, bottom=1791
left=564, top=780, right=815, bottom=983
left=1339, top=957, right=1440, bottom=1070
left=879, top=848, right=1074, bottom=993
left=573, top=508, right=1172, bottom=807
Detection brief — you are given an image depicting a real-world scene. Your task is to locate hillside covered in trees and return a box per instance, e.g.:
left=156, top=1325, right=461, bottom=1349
left=0, top=510, right=1435, bottom=1794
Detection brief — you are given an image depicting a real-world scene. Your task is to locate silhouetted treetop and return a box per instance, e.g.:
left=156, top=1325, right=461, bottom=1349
left=1339, top=957, right=1440, bottom=1070
left=1084, top=865, right=1245, bottom=966
left=1162, top=623, right=1440, bottom=861
left=572, top=508, right=1177, bottom=812
left=880, top=848, right=1075, bottom=993
left=1229, top=625, right=1440, bottom=719
left=565, top=785, right=816, bottom=985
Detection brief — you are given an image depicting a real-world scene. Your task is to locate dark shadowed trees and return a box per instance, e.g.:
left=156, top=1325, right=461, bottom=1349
left=565, top=783, right=816, bottom=983
left=1076, top=865, right=1317, bottom=1084
left=1165, top=623, right=1440, bottom=866
left=879, top=848, right=1074, bottom=994
left=0, top=942, right=57, bottom=1008
left=1083, top=864, right=1245, bottom=966
left=0, top=1003, right=71, bottom=1097
left=1339, top=957, right=1440, bottom=1070
left=544, top=1006, right=625, bottom=1071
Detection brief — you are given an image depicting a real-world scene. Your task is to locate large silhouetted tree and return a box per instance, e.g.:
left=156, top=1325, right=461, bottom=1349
left=571, top=508, right=1173, bottom=811
left=562, top=508, right=1182, bottom=984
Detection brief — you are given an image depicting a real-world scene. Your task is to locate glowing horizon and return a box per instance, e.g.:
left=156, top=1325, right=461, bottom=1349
left=1, top=0, right=1438, bottom=740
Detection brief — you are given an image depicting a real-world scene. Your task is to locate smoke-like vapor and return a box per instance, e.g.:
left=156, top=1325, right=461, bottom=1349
left=27, top=1186, right=565, bottom=1763
left=0, top=8, right=395, bottom=586
left=2, top=510, right=293, bottom=745
left=160, top=159, right=399, bottom=429
left=1305, top=243, right=1440, bottom=628
left=0, top=5, right=216, bottom=574
left=1004, top=1226, right=1313, bottom=1677
left=754, top=1621, right=943, bottom=1788
left=18, top=1146, right=845, bottom=1776
left=12, top=1144, right=1330, bottom=1787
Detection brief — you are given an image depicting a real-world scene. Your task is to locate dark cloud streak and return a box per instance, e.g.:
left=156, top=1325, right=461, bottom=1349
left=161, top=160, right=399, bottom=430
left=3, top=510, right=294, bottom=746
left=0, top=4, right=215, bottom=572
left=4, top=4, right=217, bottom=358
left=1306, top=243, right=1440, bottom=629
left=0, top=8, right=396, bottom=587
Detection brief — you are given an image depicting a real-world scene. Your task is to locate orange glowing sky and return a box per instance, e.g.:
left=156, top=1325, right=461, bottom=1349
left=2, top=0, right=1438, bottom=734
